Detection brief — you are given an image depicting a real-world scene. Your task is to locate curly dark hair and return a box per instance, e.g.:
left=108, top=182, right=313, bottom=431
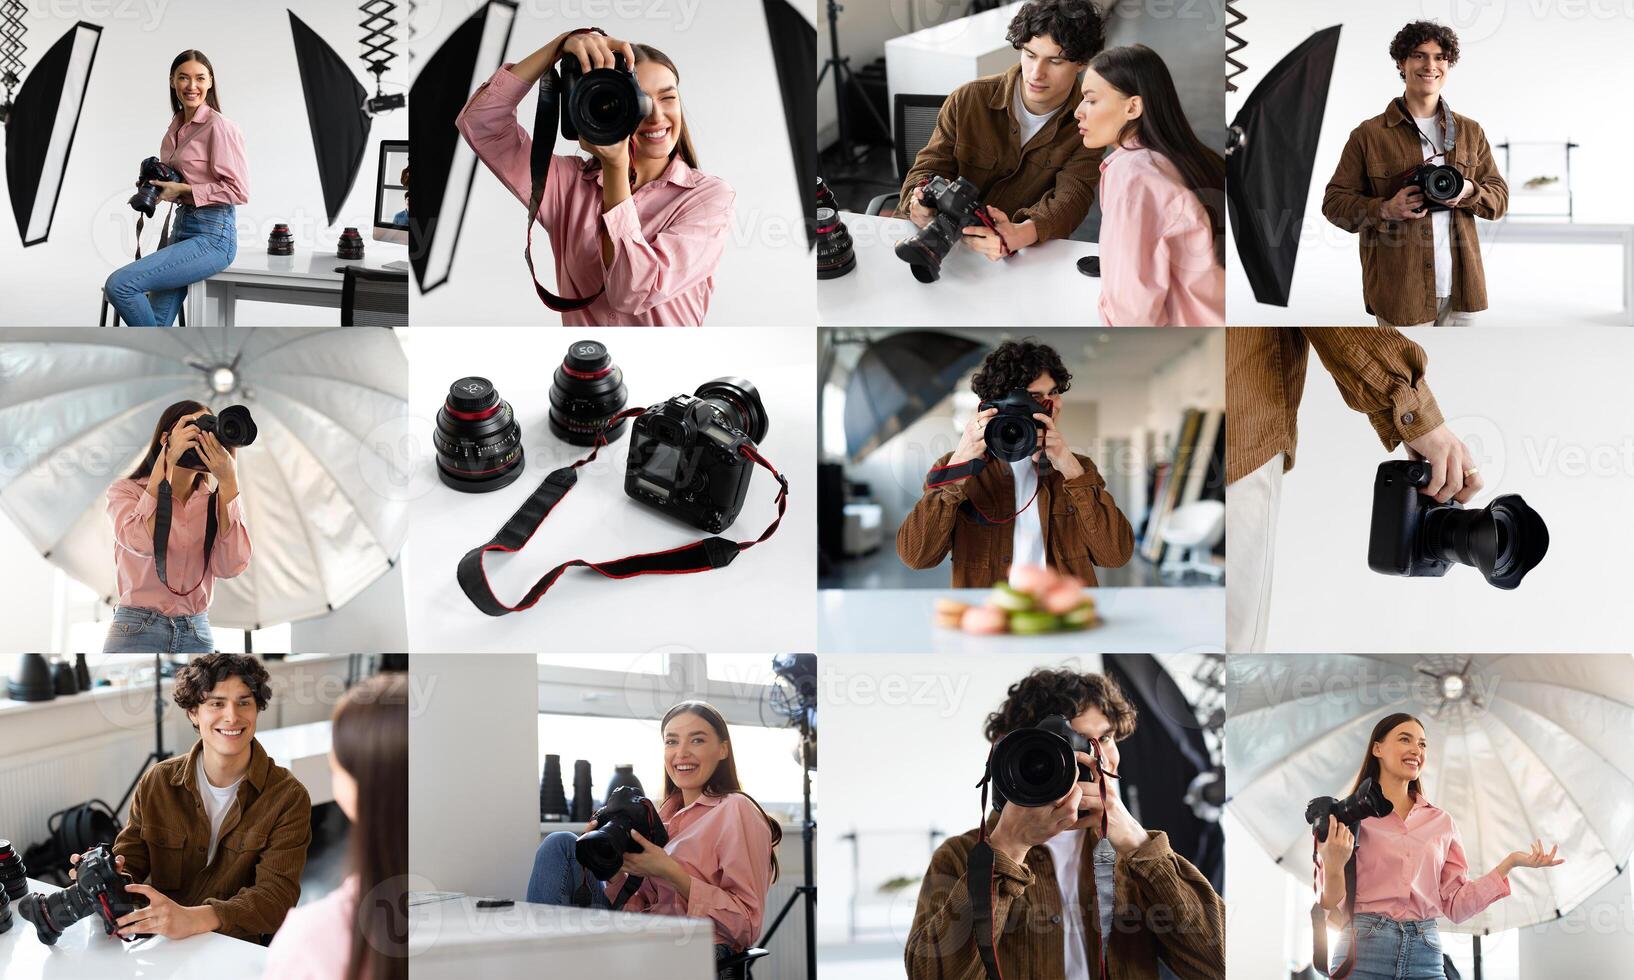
left=970, top=339, right=1073, bottom=402
left=173, top=654, right=272, bottom=730
left=984, top=667, right=1137, bottom=743
left=1389, top=21, right=1460, bottom=79
left=1006, top=0, right=1105, bottom=65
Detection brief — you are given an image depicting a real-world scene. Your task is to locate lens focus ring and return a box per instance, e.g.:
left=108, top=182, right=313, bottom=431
left=435, top=376, right=526, bottom=493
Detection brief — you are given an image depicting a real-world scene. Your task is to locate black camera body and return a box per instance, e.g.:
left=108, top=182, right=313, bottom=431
left=129, top=157, right=184, bottom=217
left=559, top=52, right=653, bottom=146
left=625, top=378, right=769, bottom=535
left=16, top=845, right=145, bottom=945
left=1305, top=777, right=1392, bottom=843
left=575, top=786, right=670, bottom=880
left=1368, top=459, right=1548, bottom=589
left=990, top=714, right=1098, bottom=811
left=1401, top=162, right=1465, bottom=213
left=979, top=389, right=1049, bottom=463
left=895, top=175, right=988, bottom=283
left=176, top=405, right=258, bottom=471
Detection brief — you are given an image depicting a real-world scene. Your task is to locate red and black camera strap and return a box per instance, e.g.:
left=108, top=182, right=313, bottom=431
left=152, top=479, right=217, bottom=597
left=456, top=407, right=789, bottom=616
left=923, top=455, right=1043, bottom=526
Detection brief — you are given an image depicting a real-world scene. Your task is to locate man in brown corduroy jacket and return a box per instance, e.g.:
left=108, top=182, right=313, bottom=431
left=897, top=340, right=1134, bottom=586
left=905, top=668, right=1224, bottom=980
left=75, top=654, right=311, bottom=943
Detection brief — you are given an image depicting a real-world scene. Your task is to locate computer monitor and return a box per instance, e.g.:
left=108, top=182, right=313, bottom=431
left=373, top=139, right=409, bottom=246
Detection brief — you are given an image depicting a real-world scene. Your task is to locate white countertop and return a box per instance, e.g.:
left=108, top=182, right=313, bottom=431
left=216, top=244, right=409, bottom=284
left=819, top=213, right=1100, bottom=325
left=818, top=587, right=1224, bottom=653
left=254, top=720, right=334, bottom=806
left=0, top=877, right=267, bottom=977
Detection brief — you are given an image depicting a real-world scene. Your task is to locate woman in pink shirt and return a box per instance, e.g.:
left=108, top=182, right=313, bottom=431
left=103, top=400, right=252, bottom=653
left=104, top=50, right=249, bottom=327
left=1072, top=45, right=1224, bottom=326
left=1316, top=713, right=1565, bottom=979
left=456, top=29, right=734, bottom=326
left=264, top=672, right=408, bottom=980
left=527, top=700, right=781, bottom=959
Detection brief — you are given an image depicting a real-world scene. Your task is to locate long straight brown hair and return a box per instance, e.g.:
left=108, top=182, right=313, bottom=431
left=1348, top=712, right=1425, bottom=801
left=1088, top=44, right=1225, bottom=266
left=126, top=400, right=209, bottom=487
left=659, top=700, right=781, bottom=882
left=632, top=44, right=699, bottom=170
left=168, top=49, right=222, bottom=116
left=334, top=673, right=409, bottom=980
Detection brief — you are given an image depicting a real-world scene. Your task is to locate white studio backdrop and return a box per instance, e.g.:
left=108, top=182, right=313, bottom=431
left=1226, top=0, right=1634, bottom=326
left=398, top=326, right=817, bottom=653
left=1263, top=328, right=1634, bottom=652
left=409, top=0, right=814, bottom=326
left=0, top=0, right=408, bottom=326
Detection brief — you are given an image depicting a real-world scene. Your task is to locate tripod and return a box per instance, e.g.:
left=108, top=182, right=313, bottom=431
left=817, top=0, right=893, bottom=188
left=116, top=653, right=172, bottom=819
left=759, top=710, right=816, bottom=980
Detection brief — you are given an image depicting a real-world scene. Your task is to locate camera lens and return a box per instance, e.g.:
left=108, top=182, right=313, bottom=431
left=816, top=208, right=856, bottom=280
left=1423, top=494, right=1548, bottom=589
left=985, top=414, right=1038, bottom=463
left=569, top=68, right=650, bottom=145
left=434, top=377, right=525, bottom=493
left=694, top=377, right=769, bottom=444
left=549, top=341, right=629, bottom=446
left=214, top=405, right=257, bottom=448
left=0, top=840, right=27, bottom=902
left=992, top=727, right=1078, bottom=808
left=1426, top=166, right=1463, bottom=201
left=574, top=822, right=629, bottom=880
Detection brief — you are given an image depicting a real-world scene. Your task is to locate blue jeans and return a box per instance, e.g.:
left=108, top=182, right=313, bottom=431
left=1332, top=913, right=1446, bottom=980
left=101, top=607, right=214, bottom=653
left=527, top=832, right=612, bottom=908
left=104, top=203, right=237, bottom=326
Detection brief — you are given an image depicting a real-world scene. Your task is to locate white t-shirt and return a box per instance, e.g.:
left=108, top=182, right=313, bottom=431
left=196, top=752, right=244, bottom=865
left=1009, top=457, right=1046, bottom=583
left=1044, top=829, right=1092, bottom=980
left=1413, top=113, right=1454, bottom=300
left=1013, top=85, right=1062, bottom=151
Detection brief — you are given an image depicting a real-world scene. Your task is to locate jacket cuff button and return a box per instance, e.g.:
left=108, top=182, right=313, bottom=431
left=1401, top=412, right=1416, bottom=425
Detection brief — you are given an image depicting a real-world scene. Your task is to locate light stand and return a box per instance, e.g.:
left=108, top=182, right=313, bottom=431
left=759, top=706, right=816, bottom=980
left=817, top=0, right=892, bottom=188
left=116, top=653, right=171, bottom=819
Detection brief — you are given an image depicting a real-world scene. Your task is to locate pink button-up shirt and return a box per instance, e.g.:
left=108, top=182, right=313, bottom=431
left=1322, top=794, right=1511, bottom=923
left=455, top=65, right=734, bottom=326
left=604, top=791, right=775, bottom=949
left=160, top=103, right=250, bottom=207
left=1095, top=145, right=1224, bottom=327
left=107, top=477, right=252, bottom=617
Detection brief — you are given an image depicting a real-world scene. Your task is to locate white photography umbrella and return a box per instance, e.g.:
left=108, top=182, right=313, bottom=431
left=0, top=327, right=410, bottom=630
left=1226, top=654, right=1634, bottom=936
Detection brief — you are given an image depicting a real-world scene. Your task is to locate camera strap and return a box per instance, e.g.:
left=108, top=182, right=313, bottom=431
left=525, top=51, right=607, bottom=314
left=967, top=745, right=1007, bottom=980
left=923, top=455, right=1044, bottom=526
left=152, top=479, right=218, bottom=597
left=1396, top=96, right=1456, bottom=163
left=1310, top=832, right=1360, bottom=978
left=457, top=407, right=790, bottom=615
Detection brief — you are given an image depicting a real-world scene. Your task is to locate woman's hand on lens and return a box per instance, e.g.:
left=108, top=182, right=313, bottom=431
left=559, top=31, right=637, bottom=71
left=1319, top=816, right=1354, bottom=868
left=948, top=408, right=996, bottom=467
left=1034, top=413, right=1083, bottom=480
left=148, top=180, right=188, bottom=203
left=1404, top=424, right=1482, bottom=504
left=620, top=829, right=681, bottom=883
left=580, top=135, right=630, bottom=169
left=195, top=431, right=237, bottom=486
left=1504, top=840, right=1564, bottom=873
left=166, top=414, right=203, bottom=468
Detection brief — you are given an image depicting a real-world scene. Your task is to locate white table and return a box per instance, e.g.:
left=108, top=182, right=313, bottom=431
left=0, top=876, right=267, bottom=977
left=408, top=892, right=714, bottom=980
left=255, top=721, right=333, bottom=806
left=818, top=587, right=1224, bottom=653
left=819, top=212, right=1100, bottom=325
left=1476, top=220, right=1634, bottom=324
left=187, top=244, right=409, bottom=326
left=885, top=1, right=1024, bottom=154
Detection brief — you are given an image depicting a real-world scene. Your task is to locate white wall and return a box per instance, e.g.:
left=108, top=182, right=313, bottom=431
left=409, top=0, right=812, bottom=325
left=1226, top=0, right=1634, bottom=325
left=1263, top=329, right=1634, bottom=652
left=409, top=653, right=539, bottom=899
left=0, top=0, right=408, bottom=325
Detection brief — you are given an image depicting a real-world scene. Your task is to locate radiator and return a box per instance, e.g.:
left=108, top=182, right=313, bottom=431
left=0, top=725, right=182, bottom=859
left=758, top=824, right=813, bottom=980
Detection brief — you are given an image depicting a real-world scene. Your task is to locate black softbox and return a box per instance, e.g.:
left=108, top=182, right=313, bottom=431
left=289, top=10, right=371, bottom=226
left=762, top=0, right=816, bottom=247
left=5, top=21, right=102, bottom=246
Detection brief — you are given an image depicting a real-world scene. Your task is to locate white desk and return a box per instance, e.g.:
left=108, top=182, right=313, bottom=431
left=408, top=892, right=714, bottom=980
left=255, top=721, right=333, bottom=806
left=187, top=244, right=409, bottom=326
left=819, top=212, right=1100, bottom=325
left=0, top=876, right=267, bottom=978
left=1476, top=220, right=1634, bottom=324
left=885, top=1, right=1024, bottom=155
left=818, top=587, right=1224, bottom=653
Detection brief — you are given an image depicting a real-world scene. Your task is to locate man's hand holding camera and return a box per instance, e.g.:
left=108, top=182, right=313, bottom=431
left=947, top=408, right=997, bottom=469
left=1035, top=412, right=1083, bottom=480
left=961, top=206, right=1036, bottom=261
left=68, top=850, right=219, bottom=941
left=989, top=751, right=1147, bottom=866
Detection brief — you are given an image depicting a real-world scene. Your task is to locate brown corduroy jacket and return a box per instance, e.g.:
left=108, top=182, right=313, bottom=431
left=113, top=737, right=311, bottom=942
left=898, top=63, right=1101, bottom=245
left=897, top=452, right=1134, bottom=587
left=905, top=816, right=1225, bottom=980
left=1225, top=327, right=1444, bottom=484
left=1321, top=99, right=1508, bottom=325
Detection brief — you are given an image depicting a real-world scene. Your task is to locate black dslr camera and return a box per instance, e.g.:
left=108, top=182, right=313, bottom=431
left=575, top=786, right=670, bottom=880
left=16, top=845, right=146, bottom=945
left=896, top=175, right=990, bottom=283
left=129, top=157, right=184, bottom=217
left=1305, top=777, right=1392, bottom=842
left=625, top=378, right=769, bottom=534
left=990, top=714, right=1099, bottom=811
left=177, top=405, right=259, bottom=471
left=558, top=52, right=653, bottom=146
left=1398, top=161, right=1465, bottom=213
left=1367, top=459, right=1548, bottom=589
left=979, top=389, right=1050, bottom=463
